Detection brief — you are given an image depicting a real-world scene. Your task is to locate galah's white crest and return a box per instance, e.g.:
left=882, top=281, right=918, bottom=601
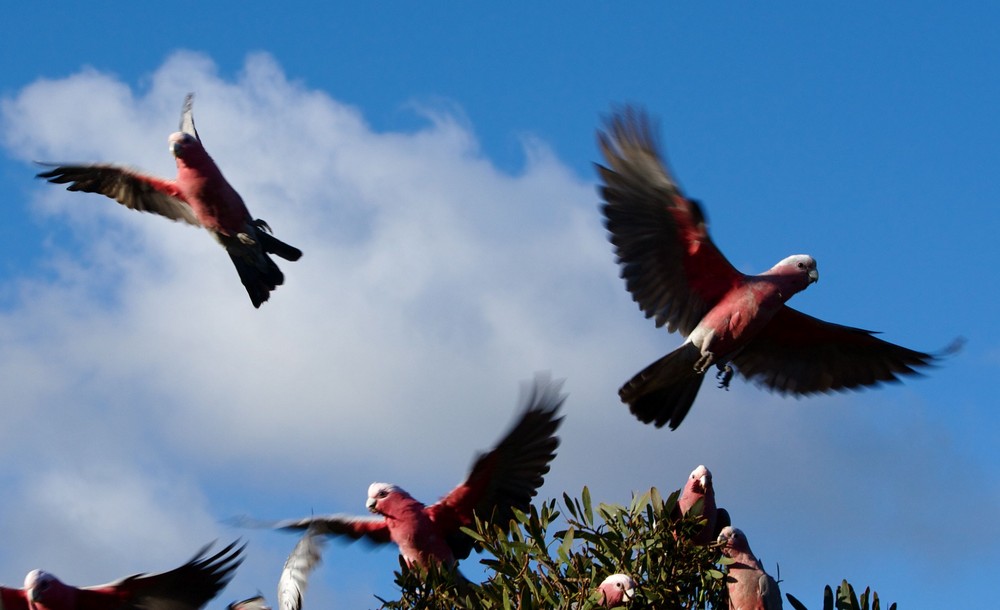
left=256, top=375, right=565, bottom=569
left=675, top=464, right=729, bottom=545
left=717, top=526, right=782, bottom=610
left=598, top=106, right=948, bottom=430
left=37, top=94, right=302, bottom=308
left=597, top=574, right=636, bottom=607
left=228, top=526, right=325, bottom=610
left=1, top=541, right=243, bottom=610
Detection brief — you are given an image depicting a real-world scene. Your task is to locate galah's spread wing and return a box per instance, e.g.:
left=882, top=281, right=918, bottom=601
left=429, top=375, right=564, bottom=560
left=277, top=526, right=326, bottom=610
left=76, top=541, right=244, bottom=610
left=0, top=587, right=29, bottom=610
left=37, top=164, right=201, bottom=227
left=275, top=514, right=392, bottom=546
left=733, top=307, right=937, bottom=394
left=598, top=107, right=744, bottom=336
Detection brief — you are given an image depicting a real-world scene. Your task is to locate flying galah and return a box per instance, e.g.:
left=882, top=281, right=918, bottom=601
left=261, top=376, right=565, bottom=569
left=598, top=106, right=945, bottom=430
left=675, top=464, right=730, bottom=545
left=717, top=527, right=782, bottom=610
left=1, top=541, right=244, bottom=610
left=597, top=574, right=636, bottom=607
left=228, top=526, right=325, bottom=610
left=37, top=94, right=302, bottom=308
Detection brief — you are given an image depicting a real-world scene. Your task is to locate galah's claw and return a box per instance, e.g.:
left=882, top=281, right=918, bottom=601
left=716, top=365, right=734, bottom=390
left=253, top=218, right=274, bottom=234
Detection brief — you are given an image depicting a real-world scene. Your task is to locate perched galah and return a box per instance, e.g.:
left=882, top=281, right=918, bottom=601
left=598, top=106, right=946, bottom=430
left=1, top=541, right=244, bottom=610
left=717, top=527, right=782, bottom=610
left=37, top=94, right=302, bottom=308
left=228, top=526, right=325, bottom=610
left=675, top=464, right=730, bottom=545
left=260, top=376, right=565, bottom=569
left=597, top=574, right=636, bottom=607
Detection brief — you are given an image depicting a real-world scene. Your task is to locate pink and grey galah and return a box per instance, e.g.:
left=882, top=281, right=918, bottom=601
left=1, top=541, right=244, bottom=610
left=717, top=526, right=782, bottom=610
left=598, top=106, right=948, bottom=430
left=37, top=94, right=302, bottom=308
left=258, top=375, right=565, bottom=569
left=228, top=526, right=325, bottom=610
left=597, top=574, right=636, bottom=607
left=675, top=464, right=730, bottom=545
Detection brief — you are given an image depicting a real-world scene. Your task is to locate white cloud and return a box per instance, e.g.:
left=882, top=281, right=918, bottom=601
left=0, top=51, right=993, bottom=608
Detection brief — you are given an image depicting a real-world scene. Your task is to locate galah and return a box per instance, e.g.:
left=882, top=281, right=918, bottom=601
left=1, top=541, right=244, bottom=610
left=228, top=526, right=325, bottom=610
left=597, top=574, right=636, bottom=607
left=598, top=106, right=945, bottom=430
left=260, top=376, right=565, bottom=569
left=37, top=94, right=302, bottom=308
left=717, top=526, right=782, bottom=610
left=675, top=464, right=730, bottom=545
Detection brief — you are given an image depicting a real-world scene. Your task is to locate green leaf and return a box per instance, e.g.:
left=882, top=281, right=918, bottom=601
left=582, top=486, right=594, bottom=525
left=785, top=593, right=811, bottom=610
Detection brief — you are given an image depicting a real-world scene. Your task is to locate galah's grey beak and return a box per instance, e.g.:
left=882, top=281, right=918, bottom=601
left=808, top=268, right=819, bottom=283
left=366, top=497, right=377, bottom=512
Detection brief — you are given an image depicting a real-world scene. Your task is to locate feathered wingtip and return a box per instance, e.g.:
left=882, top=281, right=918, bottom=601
left=598, top=104, right=662, bottom=160
left=180, top=93, right=199, bottom=140
left=595, top=104, right=683, bottom=201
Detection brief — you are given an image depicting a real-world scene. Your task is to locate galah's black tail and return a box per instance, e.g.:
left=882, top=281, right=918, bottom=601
left=620, top=342, right=705, bottom=430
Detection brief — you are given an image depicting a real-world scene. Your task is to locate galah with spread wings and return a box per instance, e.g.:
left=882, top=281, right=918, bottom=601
left=597, top=574, right=636, bottom=607
left=258, top=376, right=564, bottom=569
left=0, top=541, right=244, bottom=610
left=37, top=94, right=302, bottom=308
left=717, top=527, right=782, bottom=610
left=598, top=106, right=946, bottom=430
left=228, top=526, right=325, bottom=610
left=675, top=464, right=730, bottom=545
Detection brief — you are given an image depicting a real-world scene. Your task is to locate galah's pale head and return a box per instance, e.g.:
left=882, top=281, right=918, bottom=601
left=686, top=464, right=713, bottom=497
left=717, top=526, right=751, bottom=558
left=365, top=482, right=417, bottom=517
left=597, top=573, right=636, bottom=607
left=24, top=569, right=74, bottom=609
left=169, top=131, right=207, bottom=161
left=772, top=254, right=820, bottom=287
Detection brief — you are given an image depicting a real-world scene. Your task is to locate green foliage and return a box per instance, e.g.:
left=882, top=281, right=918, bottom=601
left=377, top=487, right=727, bottom=609
left=373, top=489, right=897, bottom=610
left=786, top=580, right=897, bottom=610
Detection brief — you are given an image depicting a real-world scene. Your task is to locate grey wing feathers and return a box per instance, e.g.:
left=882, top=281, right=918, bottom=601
left=37, top=164, right=201, bottom=226
left=180, top=93, right=199, bottom=140
left=277, top=526, right=326, bottom=610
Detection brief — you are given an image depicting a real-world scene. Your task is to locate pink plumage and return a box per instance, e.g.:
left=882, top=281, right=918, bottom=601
left=3, top=542, right=242, bottom=610
left=598, top=106, right=945, bottom=430
left=38, top=94, right=302, bottom=308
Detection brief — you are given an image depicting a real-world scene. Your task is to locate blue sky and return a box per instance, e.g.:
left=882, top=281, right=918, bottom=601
left=0, top=2, right=997, bottom=608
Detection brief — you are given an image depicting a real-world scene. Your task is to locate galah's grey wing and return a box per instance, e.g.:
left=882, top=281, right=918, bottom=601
left=179, top=93, right=199, bottom=140
left=37, top=164, right=201, bottom=226
left=277, top=526, right=326, bottom=610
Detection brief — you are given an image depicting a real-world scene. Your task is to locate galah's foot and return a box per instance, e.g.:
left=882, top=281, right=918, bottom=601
left=253, top=218, right=273, bottom=234
left=237, top=232, right=257, bottom=246
left=694, top=352, right=715, bottom=374
left=716, top=365, right=734, bottom=390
